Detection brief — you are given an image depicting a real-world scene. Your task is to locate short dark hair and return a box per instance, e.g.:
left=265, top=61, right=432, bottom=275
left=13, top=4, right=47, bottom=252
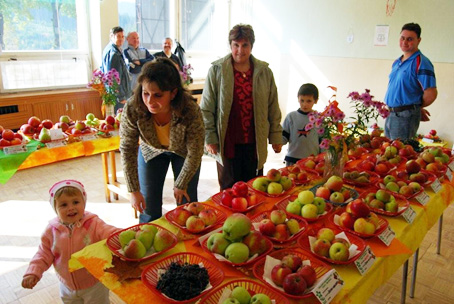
left=229, top=24, right=255, bottom=47
left=134, top=57, right=192, bottom=116
left=110, top=26, right=124, bottom=35
left=401, top=23, right=421, bottom=38
left=297, top=83, right=319, bottom=100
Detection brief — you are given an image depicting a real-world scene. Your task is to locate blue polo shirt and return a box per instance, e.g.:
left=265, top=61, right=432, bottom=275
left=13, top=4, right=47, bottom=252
left=384, top=50, right=436, bottom=108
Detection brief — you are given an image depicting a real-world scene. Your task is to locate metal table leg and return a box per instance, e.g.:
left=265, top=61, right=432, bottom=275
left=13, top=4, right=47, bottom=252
left=410, top=248, right=419, bottom=298
left=401, top=260, right=408, bottom=304
left=437, top=214, right=443, bottom=254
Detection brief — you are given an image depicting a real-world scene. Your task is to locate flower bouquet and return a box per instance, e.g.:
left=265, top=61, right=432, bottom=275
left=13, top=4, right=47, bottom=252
left=180, top=64, right=193, bottom=87
left=87, top=68, right=120, bottom=117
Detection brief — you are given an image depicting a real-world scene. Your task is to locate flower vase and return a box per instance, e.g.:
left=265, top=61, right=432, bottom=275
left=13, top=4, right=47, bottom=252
left=323, top=147, right=347, bottom=180
left=105, top=104, right=115, bottom=118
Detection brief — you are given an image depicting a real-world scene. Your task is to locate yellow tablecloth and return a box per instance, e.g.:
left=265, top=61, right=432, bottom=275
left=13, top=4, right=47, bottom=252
left=70, top=178, right=454, bottom=304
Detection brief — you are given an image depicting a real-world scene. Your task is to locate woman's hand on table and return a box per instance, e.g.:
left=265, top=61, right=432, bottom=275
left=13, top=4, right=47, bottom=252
left=130, top=191, right=145, bottom=213
left=174, top=187, right=190, bottom=206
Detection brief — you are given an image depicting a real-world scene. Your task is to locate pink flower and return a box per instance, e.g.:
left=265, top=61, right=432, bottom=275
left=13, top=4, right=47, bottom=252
left=320, top=139, right=330, bottom=149
left=317, top=127, right=325, bottom=135
left=305, top=122, right=315, bottom=131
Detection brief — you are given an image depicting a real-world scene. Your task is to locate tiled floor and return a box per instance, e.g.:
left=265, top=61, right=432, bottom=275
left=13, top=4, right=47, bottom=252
left=1, top=150, right=453, bottom=303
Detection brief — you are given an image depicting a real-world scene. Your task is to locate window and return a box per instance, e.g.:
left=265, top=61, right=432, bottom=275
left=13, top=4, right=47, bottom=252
left=118, top=0, right=231, bottom=79
left=0, top=0, right=90, bottom=92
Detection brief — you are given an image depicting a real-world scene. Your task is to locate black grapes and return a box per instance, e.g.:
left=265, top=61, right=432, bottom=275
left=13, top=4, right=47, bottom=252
left=156, top=262, right=209, bottom=301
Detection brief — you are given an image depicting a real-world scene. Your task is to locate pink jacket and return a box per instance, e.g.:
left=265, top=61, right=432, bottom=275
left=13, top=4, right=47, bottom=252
left=24, top=211, right=120, bottom=291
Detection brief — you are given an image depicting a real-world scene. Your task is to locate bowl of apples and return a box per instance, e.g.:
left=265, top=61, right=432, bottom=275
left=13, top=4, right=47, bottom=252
left=274, top=192, right=333, bottom=223
left=252, top=248, right=331, bottom=299
left=296, top=153, right=326, bottom=175
left=250, top=210, right=308, bottom=244
left=248, top=169, right=295, bottom=198
left=330, top=199, right=389, bottom=238
left=278, top=165, right=319, bottom=185
left=298, top=227, right=366, bottom=265
left=165, top=202, right=226, bottom=234
left=342, top=168, right=381, bottom=187
left=309, top=176, right=359, bottom=207
left=376, top=173, right=424, bottom=200
left=359, top=189, right=410, bottom=217
left=200, top=213, right=273, bottom=267
left=211, top=181, right=265, bottom=213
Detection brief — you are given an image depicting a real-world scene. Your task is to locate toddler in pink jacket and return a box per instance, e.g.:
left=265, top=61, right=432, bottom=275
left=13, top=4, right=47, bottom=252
left=22, top=180, right=120, bottom=303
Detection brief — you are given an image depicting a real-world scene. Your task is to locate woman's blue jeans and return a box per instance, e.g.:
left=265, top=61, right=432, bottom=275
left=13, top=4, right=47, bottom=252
left=138, top=149, right=200, bottom=223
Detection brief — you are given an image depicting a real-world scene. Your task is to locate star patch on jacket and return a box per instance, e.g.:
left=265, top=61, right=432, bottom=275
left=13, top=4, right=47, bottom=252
left=298, top=128, right=309, bottom=137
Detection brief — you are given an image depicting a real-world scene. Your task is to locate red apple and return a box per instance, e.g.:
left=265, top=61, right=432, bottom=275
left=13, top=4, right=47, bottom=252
left=325, top=175, right=343, bottom=192
left=273, top=223, right=290, bottom=241
left=10, top=138, right=22, bottom=145
left=338, top=211, right=355, bottom=230
left=221, top=189, right=234, bottom=207
left=41, top=119, right=53, bottom=129
left=313, top=238, right=331, bottom=257
left=374, top=163, right=389, bottom=175
left=199, top=209, right=217, bottom=226
left=172, top=208, right=192, bottom=226
left=105, top=115, right=116, bottom=126
left=1, top=129, right=15, bottom=141
left=266, top=168, right=282, bottom=182
left=185, top=215, right=205, bottom=232
left=297, top=265, right=317, bottom=287
left=283, top=273, right=307, bottom=296
left=315, top=186, right=331, bottom=200
left=14, top=133, right=23, bottom=140
left=20, top=124, right=35, bottom=135
left=281, top=254, right=302, bottom=272
left=0, top=138, right=11, bottom=146
left=232, top=181, right=249, bottom=197
left=405, top=160, right=421, bottom=174
left=185, top=202, right=204, bottom=215
left=271, top=264, right=292, bottom=287
left=28, top=116, right=41, bottom=128
left=231, top=197, right=248, bottom=211
left=242, top=230, right=267, bottom=256
left=246, top=192, right=258, bottom=206
left=258, top=219, right=276, bottom=236
left=341, top=188, right=351, bottom=201
left=349, top=199, right=370, bottom=218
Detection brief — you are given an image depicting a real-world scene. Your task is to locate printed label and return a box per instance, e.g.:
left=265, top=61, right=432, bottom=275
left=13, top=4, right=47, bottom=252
left=378, top=226, right=395, bottom=246
left=3, top=144, right=27, bottom=155
left=402, top=206, right=416, bottom=224
left=415, top=191, right=430, bottom=205
left=354, top=246, right=376, bottom=275
left=312, top=269, right=344, bottom=304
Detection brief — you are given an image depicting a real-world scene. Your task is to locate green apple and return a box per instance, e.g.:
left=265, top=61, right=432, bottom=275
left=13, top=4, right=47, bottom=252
left=207, top=232, right=231, bottom=255
left=329, top=242, right=349, bottom=261
left=123, top=239, right=146, bottom=259
left=286, top=201, right=302, bottom=215
left=385, top=201, right=398, bottom=213
left=301, top=204, right=318, bottom=219
left=267, top=182, right=283, bottom=195
left=316, top=227, right=335, bottom=242
left=224, top=242, right=250, bottom=263
left=231, top=286, right=251, bottom=304
left=353, top=218, right=376, bottom=234
left=153, top=230, right=175, bottom=252
left=313, top=197, right=326, bottom=214
left=135, top=229, right=155, bottom=250
left=252, top=177, right=269, bottom=192
left=383, top=175, right=396, bottom=185
left=222, top=298, right=240, bottom=304
left=297, top=190, right=314, bottom=205
left=270, top=209, right=287, bottom=224
left=286, top=218, right=300, bottom=235
left=86, top=113, right=95, bottom=121
left=280, top=176, right=293, bottom=190
left=250, top=293, right=271, bottom=304
left=59, top=115, right=71, bottom=124
left=375, top=189, right=391, bottom=202
left=119, top=230, right=136, bottom=248
left=385, top=181, right=399, bottom=193
left=222, top=213, right=252, bottom=242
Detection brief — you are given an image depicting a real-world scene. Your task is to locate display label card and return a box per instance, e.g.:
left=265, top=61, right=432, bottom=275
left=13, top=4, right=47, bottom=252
left=312, top=269, right=344, bottom=304
left=3, top=144, right=28, bottom=155
left=421, top=137, right=434, bottom=143
left=431, top=179, right=442, bottom=193
left=446, top=169, right=453, bottom=182
left=46, top=140, right=66, bottom=149
left=110, top=130, right=119, bottom=137
left=378, top=226, right=395, bottom=246
left=402, top=206, right=416, bottom=224
left=80, top=134, right=97, bottom=141
left=354, top=246, right=376, bottom=275
left=415, top=191, right=430, bottom=205
left=49, top=128, right=65, bottom=140
left=448, top=160, right=454, bottom=171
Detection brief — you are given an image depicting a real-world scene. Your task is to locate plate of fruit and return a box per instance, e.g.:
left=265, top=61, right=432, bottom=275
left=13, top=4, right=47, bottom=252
left=165, top=202, right=226, bottom=234
left=252, top=248, right=331, bottom=299
left=278, top=165, right=319, bottom=185
left=390, top=166, right=438, bottom=187
left=298, top=227, right=366, bottom=265
left=0, top=127, right=28, bottom=149
left=309, top=175, right=359, bottom=207
left=330, top=200, right=389, bottom=238
left=296, top=153, right=326, bottom=175
left=250, top=210, right=308, bottom=244
left=346, top=146, right=369, bottom=160
left=375, top=174, right=423, bottom=200
left=211, top=181, right=265, bottom=213
left=106, top=223, right=178, bottom=262
left=199, top=278, right=290, bottom=304
left=342, top=168, right=381, bottom=187
left=354, top=157, right=396, bottom=178
left=274, top=192, right=333, bottom=223
left=360, top=189, right=410, bottom=217
left=248, top=169, right=295, bottom=198
left=142, top=252, right=224, bottom=304
left=200, top=213, right=273, bottom=267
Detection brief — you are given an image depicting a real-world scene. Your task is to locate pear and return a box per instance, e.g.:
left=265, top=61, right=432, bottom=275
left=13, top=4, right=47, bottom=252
left=123, top=239, right=146, bottom=259
left=38, top=127, right=52, bottom=143
left=118, top=230, right=136, bottom=248
left=135, top=230, right=155, bottom=250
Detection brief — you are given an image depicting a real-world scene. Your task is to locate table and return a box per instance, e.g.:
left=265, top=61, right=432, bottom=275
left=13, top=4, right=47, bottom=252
left=69, top=176, right=454, bottom=304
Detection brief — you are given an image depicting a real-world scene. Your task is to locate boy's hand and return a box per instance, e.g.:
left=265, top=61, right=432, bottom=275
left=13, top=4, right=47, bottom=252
left=22, top=275, right=39, bottom=289
left=272, top=144, right=283, bottom=153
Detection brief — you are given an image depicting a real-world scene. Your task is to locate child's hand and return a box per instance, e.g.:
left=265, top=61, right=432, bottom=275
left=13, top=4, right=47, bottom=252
left=22, top=275, right=39, bottom=289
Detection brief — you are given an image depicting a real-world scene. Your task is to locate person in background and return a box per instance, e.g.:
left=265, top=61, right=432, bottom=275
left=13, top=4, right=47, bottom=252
left=101, top=26, right=132, bottom=113
left=22, top=180, right=119, bottom=304
left=124, top=31, right=154, bottom=90
left=200, top=24, right=283, bottom=191
left=120, top=58, right=204, bottom=223
left=153, top=38, right=183, bottom=71
left=384, top=22, right=437, bottom=140
left=282, top=83, right=321, bottom=166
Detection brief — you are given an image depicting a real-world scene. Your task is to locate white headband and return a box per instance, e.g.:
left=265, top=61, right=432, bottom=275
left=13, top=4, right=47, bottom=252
left=49, top=180, right=87, bottom=209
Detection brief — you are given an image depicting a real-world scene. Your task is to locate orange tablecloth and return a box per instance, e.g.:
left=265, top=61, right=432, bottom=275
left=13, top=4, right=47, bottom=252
left=70, top=178, right=454, bottom=304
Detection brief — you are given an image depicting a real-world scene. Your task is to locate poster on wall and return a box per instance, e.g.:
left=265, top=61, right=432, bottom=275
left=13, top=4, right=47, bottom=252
left=374, top=25, right=390, bottom=46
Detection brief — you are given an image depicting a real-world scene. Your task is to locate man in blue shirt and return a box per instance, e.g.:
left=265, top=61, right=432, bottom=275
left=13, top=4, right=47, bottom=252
left=124, top=32, right=154, bottom=90
left=384, top=23, right=437, bottom=140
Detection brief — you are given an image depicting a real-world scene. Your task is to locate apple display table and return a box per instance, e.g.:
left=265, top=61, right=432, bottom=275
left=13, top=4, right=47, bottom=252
left=70, top=178, right=454, bottom=304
